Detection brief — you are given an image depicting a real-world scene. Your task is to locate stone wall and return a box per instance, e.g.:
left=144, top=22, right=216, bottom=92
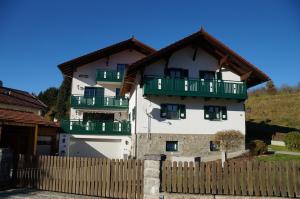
left=136, top=133, right=212, bottom=159
left=135, top=133, right=245, bottom=159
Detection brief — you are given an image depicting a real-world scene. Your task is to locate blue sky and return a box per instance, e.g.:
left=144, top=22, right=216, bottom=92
left=0, top=0, right=299, bottom=94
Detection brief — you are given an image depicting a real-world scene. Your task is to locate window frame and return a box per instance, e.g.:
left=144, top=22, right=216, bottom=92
left=166, top=141, right=178, bottom=152
left=204, top=105, right=227, bottom=121
left=161, top=104, right=186, bottom=120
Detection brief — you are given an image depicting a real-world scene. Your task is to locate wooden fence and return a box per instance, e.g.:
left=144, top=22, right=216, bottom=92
left=14, top=155, right=144, bottom=199
left=162, top=160, right=300, bottom=198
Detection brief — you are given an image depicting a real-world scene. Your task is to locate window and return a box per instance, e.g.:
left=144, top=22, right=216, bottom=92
left=165, top=68, right=188, bottom=79
left=84, top=87, right=104, bottom=97
left=117, top=64, right=126, bottom=72
left=210, top=141, right=220, bottom=151
left=166, top=141, right=178, bottom=152
left=199, top=71, right=222, bottom=80
left=160, top=104, right=186, bottom=119
left=115, top=88, right=120, bottom=97
left=204, top=106, right=227, bottom=120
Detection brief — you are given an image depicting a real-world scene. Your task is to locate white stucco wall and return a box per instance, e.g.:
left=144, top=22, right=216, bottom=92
left=143, top=46, right=240, bottom=81
left=69, top=49, right=146, bottom=120
left=129, top=45, right=246, bottom=135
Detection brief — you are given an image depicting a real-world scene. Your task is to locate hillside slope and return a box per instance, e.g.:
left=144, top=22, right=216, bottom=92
left=246, top=91, right=300, bottom=129
left=245, top=91, right=300, bottom=143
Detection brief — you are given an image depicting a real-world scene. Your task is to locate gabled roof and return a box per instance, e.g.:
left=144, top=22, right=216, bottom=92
left=0, top=86, right=47, bottom=110
left=0, top=108, right=58, bottom=127
left=122, top=28, right=270, bottom=94
left=58, top=37, right=156, bottom=76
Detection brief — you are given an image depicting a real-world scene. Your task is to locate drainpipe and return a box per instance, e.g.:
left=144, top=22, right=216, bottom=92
left=134, top=83, right=138, bottom=158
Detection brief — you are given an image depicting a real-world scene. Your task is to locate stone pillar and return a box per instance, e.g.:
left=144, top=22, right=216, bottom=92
left=143, top=154, right=165, bottom=199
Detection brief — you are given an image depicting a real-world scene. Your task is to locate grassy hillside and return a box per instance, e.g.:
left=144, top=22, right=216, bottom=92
left=245, top=90, right=300, bottom=143
left=246, top=91, right=300, bottom=129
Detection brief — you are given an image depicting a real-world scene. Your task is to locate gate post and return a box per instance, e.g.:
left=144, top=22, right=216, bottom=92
left=143, top=154, right=165, bottom=199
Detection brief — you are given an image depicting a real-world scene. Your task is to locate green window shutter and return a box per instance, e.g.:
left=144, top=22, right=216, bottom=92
left=204, top=106, right=210, bottom=119
left=179, top=105, right=186, bottom=119
left=160, top=104, right=167, bottom=118
left=217, top=71, right=222, bottom=80
left=221, top=106, right=227, bottom=120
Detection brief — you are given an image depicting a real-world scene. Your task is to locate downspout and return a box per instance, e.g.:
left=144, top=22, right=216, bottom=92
left=134, top=83, right=138, bottom=158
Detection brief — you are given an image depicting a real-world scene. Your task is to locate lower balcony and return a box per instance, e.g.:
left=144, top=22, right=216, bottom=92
left=71, top=95, right=129, bottom=110
left=60, top=119, right=131, bottom=136
left=143, top=76, right=247, bottom=100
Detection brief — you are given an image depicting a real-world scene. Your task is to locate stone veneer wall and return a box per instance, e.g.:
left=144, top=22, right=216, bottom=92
left=135, top=133, right=245, bottom=159
left=136, top=133, right=212, bottom=159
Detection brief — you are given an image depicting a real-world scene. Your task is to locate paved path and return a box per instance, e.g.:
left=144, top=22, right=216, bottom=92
left=0, top=189, right=107, bottom=199
left=274, top=150, right=300, bottom=156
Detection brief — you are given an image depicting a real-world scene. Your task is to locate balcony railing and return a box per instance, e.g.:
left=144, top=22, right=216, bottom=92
left=143, top=76, right=247, bottom=100
left=71, top=95, right=129, bottom=110
left=60, top=119, right=131, bottom=136
left=96, top=69, right=124, bottom=83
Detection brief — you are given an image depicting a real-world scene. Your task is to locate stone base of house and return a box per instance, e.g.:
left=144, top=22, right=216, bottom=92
left=135, top=133, right=245, bottom=159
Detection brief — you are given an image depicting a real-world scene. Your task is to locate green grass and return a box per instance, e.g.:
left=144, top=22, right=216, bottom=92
left=268, top=145, right=289, bottom=151
left=246, top=91, right=300, bottom=129
left=256, top=154, right=300, bottom=163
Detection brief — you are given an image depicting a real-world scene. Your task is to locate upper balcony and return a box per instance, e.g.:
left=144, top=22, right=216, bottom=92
left=96, top=69, right=124, bottom=84
left=71, top=95, right=129, bottom=111
left=143, top=76, right=247, bottom=100
left=60, top=119, right=131, bottom=136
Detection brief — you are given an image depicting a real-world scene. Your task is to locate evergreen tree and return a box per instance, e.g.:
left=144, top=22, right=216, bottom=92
left=55, top=76, right=71, bottom=120
left=37, top=87, right=59, bottom=108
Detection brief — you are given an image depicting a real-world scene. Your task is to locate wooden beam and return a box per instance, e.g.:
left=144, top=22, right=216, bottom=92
left=192, top=47, right=198, bottom=61
left=241, top=71, right=253, bottom=81
left=33, top=124, right=38, bottom=155
left=219, top=55, right=229, bottom=67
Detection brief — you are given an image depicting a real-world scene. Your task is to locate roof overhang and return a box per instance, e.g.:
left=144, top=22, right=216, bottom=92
left=121, top=28, right=270, bottom=95
left=58, top=38, right=156, bottom=77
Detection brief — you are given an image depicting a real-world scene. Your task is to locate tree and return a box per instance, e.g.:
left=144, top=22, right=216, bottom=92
left=55, top=77, right=71, bottom=120
left=265, top=80, right=277, bottom=95
left=37, top=87, right=59, bottom=108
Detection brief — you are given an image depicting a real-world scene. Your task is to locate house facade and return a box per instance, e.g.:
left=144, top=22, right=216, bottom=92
left=0, top=85, right=59, bottom=155
left=59, top=29, right=269, bottom=159
left=58, top=38, right=155, bottom=158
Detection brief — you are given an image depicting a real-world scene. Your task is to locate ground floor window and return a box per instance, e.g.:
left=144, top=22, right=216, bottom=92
left=204, top=106, right=227, bottom=120
left=166, top=141, right=178, bottom=152
left=160, top=104, right=186, bottom=119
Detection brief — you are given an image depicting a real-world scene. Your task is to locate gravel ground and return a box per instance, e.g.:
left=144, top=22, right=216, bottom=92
left=0, top=189, right=107, bottom=199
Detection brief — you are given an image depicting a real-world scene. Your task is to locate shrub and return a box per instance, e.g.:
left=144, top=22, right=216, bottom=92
left=249, top=140, right=267, bottom=156
left=214, top=130, right=244, bottom=151
left=284, top=131, right=300, bottom=151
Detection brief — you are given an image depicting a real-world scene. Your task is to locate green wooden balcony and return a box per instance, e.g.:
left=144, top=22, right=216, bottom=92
left=60, top=119, right=131, bottom=136
left=96, top=69, right=124, bottom=83
left=143, top=76, right=247, bottom=100
left=71, top=95, right=129, bottom=110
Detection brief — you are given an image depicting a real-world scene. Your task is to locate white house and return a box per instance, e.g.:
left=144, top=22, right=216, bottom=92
left=58, top=29, right=269, bottom=159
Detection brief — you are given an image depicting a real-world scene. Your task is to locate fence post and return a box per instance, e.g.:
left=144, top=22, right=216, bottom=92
left=143, top=154, right=165, bottom=199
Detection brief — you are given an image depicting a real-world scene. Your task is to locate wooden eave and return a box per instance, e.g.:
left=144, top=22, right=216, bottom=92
left=121, top=29, right=270, bottom=95
left=58, top=38, right=156, bottom=77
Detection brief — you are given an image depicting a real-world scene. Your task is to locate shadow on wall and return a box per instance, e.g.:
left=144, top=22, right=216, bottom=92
left=246, top=120, right=300, bottom=145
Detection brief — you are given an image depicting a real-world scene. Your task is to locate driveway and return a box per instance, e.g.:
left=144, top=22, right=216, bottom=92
left=0, top=189, right=107, bottom=199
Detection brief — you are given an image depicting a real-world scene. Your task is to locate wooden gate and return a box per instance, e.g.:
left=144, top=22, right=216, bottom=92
left=14, top=155, right=144, bottom=199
